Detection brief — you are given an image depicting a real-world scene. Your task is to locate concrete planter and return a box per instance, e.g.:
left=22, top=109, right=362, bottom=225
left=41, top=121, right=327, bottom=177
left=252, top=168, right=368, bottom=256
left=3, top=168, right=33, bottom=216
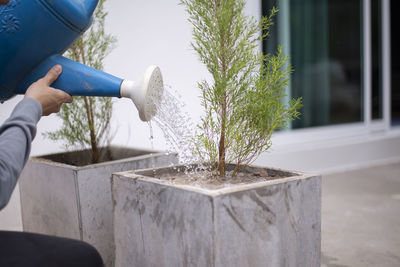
left=18, top=146, right=178, bottom=267
left=112, top=164, right=321, bottom=267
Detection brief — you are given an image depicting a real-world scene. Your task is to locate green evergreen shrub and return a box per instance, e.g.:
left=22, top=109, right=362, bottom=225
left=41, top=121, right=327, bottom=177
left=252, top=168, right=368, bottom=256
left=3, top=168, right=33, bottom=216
left=181, top=0, right=302, bottom=176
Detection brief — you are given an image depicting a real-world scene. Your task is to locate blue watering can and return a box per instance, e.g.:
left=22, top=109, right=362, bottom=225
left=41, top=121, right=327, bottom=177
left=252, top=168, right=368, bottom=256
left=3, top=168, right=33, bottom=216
left=0, top=0, right=163, bottom=121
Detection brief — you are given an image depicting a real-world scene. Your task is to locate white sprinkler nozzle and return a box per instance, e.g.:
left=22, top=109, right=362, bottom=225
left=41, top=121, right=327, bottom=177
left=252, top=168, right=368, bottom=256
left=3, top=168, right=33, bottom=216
left=120, top=66, right=164, bottom=122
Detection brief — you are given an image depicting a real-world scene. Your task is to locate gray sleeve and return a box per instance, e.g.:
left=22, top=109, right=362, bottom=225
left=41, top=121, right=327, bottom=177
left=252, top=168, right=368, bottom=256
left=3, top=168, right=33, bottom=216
left=0, top=98, right=42, bottom=210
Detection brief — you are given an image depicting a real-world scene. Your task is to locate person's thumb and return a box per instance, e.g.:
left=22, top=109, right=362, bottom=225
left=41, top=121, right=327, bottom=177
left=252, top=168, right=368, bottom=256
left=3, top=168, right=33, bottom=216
left=42, top=65, right=62, bottom=86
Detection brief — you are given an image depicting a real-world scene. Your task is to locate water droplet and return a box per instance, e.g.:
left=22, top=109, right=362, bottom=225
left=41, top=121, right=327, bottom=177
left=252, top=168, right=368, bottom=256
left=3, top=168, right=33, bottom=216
left=148, top=121, right=154, bottom=150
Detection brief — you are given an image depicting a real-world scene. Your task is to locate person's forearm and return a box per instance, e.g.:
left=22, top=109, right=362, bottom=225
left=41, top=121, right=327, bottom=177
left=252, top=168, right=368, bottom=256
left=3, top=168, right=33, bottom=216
left=0, top=98, right=42, bottom=209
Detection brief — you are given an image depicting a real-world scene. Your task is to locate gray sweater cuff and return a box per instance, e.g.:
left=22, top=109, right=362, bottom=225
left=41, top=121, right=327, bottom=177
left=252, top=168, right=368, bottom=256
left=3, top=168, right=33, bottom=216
left=15, top=97, right=43, bottom=124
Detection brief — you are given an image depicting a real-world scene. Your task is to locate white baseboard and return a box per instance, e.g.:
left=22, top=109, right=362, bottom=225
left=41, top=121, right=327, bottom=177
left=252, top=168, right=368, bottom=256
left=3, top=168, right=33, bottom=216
left=255, top=132, right=400, bottom=175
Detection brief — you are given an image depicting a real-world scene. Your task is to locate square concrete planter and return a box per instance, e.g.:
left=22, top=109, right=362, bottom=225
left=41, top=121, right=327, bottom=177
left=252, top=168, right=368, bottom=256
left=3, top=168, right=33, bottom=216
left=112, top=164, right=321, bottom=267
left=18, top=146, right=178, bottom=267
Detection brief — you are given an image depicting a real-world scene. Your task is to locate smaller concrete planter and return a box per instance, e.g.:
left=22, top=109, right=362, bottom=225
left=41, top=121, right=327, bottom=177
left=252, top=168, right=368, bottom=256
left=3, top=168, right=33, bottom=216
left=112, top=164, right=321, bottom=267
left=18, top=146, right=178, bottom=267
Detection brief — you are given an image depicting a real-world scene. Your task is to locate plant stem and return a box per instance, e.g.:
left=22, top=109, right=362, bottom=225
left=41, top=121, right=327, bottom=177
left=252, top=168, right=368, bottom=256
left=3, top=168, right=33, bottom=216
left=78, top=41, right=100, bottom=163
left=218, top=94, right=226, bottom=176
left=216, top=0, right=227, bottom=177
left=232, top=163, right=241, bottom=177
left=82, top=96, right=100, bottom=163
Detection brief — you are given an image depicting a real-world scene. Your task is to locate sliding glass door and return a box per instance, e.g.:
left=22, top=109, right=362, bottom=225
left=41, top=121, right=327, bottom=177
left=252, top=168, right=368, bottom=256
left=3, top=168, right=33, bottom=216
left=391, top=0, right=400, bottom=125
left=263, top=0, right=364, bottom=129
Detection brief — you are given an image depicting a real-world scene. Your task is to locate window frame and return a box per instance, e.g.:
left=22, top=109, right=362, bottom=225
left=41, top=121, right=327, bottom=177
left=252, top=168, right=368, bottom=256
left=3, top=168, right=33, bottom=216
left=267, top=0, right=393, bottom=147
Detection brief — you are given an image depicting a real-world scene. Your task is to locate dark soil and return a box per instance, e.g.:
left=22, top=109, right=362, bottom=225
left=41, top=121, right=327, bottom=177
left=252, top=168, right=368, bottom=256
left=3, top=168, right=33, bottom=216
left=136, top=164, right=297, bottom=189
left=35, top=146, right=150, bottom=167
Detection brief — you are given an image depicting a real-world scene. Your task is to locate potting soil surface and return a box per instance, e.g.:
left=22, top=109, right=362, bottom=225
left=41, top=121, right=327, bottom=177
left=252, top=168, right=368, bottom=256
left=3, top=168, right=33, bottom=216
left=152, top=169, right=289, bottom=190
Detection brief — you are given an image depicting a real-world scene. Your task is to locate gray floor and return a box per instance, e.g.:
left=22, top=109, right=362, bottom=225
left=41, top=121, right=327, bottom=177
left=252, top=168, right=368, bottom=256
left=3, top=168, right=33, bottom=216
left=1, top=163, right=399, bottom=266
left=322, top=163, right=400, bottom=267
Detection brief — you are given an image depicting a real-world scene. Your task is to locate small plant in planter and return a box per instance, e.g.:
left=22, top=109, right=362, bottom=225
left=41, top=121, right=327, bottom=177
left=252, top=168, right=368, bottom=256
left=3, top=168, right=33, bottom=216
left=45, top=0, right=116, bottom=164
left=185, top=0, right=302, bottom=177
left=18, top=1, right=178, bottom=267
left=112, top=1, right=320, bottom=267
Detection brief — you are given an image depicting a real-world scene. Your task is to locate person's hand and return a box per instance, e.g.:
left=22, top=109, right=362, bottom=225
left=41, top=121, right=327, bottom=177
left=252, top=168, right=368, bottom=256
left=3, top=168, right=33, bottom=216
left=25, top=65, right=73, bottom=116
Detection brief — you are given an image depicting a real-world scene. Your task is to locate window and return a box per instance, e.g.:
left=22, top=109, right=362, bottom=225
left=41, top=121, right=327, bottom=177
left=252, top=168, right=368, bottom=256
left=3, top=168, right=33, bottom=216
left=391, top=0, right=400, bottom=126
left=371, top=0, right=382, bottom=120
left=263, top=0, right=363, bottom=129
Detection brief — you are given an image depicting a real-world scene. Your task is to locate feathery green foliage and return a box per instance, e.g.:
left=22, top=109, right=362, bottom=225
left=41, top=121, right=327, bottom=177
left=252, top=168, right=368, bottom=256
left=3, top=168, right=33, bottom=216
left=46, top=0, right=116, bottom=164
left=181, top=0, right=302, bottom=177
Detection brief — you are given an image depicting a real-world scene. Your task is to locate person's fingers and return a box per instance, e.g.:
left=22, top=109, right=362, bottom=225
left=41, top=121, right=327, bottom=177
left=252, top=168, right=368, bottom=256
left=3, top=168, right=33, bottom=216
left=0, top=0, right=10, bottom=6
left=41, top=65, right=62, bottom=86
left=54, top=89, right=73, bottom=103
left=65, top=95, right=73, bottom=103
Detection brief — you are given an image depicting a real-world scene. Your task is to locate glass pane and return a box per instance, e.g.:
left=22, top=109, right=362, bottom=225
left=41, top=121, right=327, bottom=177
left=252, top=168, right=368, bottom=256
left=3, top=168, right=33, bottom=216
left=371, top=0, right=382, bottom=120
left=262, top=0, right=363, bottom=128
left=391, top=0, right=400, bottom=126
left=262, top=0, right=278, bottom=56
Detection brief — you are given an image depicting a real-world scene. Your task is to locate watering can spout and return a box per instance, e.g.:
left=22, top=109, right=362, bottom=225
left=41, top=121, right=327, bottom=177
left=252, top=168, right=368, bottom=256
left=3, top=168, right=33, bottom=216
left=15, top=55, right=164, bottom=122
left=120, top=66, right=164, bottom=121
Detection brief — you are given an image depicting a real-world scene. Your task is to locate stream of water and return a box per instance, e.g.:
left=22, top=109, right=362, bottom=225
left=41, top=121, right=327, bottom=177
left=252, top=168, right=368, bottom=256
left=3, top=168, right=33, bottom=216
left=150, top=84, right=199, bottom=166
left=147, top=121, right=154, bottom=150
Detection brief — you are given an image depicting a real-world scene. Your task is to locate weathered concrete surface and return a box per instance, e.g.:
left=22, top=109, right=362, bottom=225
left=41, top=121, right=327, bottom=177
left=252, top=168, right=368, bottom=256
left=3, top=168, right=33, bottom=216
left=0, top=184, right=23, bottom=231
left=19, top=149, right=177, bottom=267
left=112, top=166, right=321, bottom=267
left=20, top=161, right=81, bottom=238
left=322, top=163, right=400, bottom=267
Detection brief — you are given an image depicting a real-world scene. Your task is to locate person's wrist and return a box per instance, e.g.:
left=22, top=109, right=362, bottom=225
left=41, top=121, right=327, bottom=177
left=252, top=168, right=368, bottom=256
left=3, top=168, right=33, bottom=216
left=25, top=94, right=41, bottom=105
left=23, top=97, right=43, bottom=118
